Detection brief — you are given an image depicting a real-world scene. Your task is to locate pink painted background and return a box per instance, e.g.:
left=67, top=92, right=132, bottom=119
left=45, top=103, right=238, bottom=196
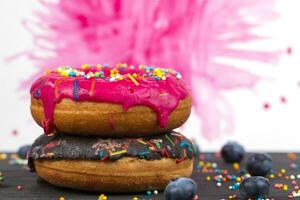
left=0, top=0, right=299, bottom=151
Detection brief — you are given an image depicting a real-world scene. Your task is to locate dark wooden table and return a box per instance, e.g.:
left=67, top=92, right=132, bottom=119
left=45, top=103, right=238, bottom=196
left=0, top=153, right=299, bottom=200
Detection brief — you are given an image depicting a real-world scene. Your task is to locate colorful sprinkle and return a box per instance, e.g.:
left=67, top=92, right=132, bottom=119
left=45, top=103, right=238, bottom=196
left=165, top=135, right=176, bottom=146
left=90, top=79, right=96, bottom=96
left=54, top=79, right=63, bottom=99
left=233, top=163, right=240, bottom=171
left=110, top=150, right=127, bottom=156
left=137, top=139, right=147, bottom=145
left=73, top=79, right=79, bottom=100
left=0, top=171, right=3, bottom=185
left=98, top=194, right=108, bottom=200
left=0, top=153, right=7, bottom=160
left=127, top=73, right=139, bottom=86
left=45, top=64, right=182, bottom=83
left=288, top=153, right=297, bottom=160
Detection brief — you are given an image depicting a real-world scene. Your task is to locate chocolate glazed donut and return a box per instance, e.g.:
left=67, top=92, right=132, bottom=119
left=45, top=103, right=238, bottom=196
left=30, top=64, right=192, bottom=137
left=29, top=132, right=194, bottom=192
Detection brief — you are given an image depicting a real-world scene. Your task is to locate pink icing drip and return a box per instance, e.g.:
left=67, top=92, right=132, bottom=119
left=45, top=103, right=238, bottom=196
left=30, top=67, right=189, bottom=135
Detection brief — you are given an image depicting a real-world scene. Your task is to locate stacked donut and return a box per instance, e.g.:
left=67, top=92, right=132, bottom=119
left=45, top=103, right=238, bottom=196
left=28, top=63, right=194, bottom=192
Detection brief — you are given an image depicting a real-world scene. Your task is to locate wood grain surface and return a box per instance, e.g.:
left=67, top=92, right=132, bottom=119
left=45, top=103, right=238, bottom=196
left=0, top=153, right=299, bottom=200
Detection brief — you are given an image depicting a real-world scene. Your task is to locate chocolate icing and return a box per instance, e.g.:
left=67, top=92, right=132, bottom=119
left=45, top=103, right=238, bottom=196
left=28, top=132, right=194, bottom=171
left=30, top=64, right=189, bottom=135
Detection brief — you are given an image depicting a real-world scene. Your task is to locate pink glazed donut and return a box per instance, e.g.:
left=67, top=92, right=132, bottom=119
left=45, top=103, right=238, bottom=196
left=30, top=63, right=192, bottom=137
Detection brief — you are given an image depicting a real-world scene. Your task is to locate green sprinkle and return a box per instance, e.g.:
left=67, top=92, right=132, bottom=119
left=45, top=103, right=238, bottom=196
left=165, top=135, right=175, bottom=146
left=155, top=142, right=161, bottom=149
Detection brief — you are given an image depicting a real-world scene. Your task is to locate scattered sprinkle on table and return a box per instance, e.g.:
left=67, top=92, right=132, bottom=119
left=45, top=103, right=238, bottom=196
left=0, top=171, right=3, bottom=185
left=98, top=194, right=108, bottom=200
left=0, top=153, right=299, bottom=199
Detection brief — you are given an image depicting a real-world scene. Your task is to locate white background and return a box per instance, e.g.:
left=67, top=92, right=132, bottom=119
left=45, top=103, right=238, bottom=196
left=0, top=0, right=300, bottom=151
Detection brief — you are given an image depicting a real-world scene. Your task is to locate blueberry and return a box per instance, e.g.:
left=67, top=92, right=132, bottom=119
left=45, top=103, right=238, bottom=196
left=17, top=145, right=31, bottom=159
left=239, top=176, right=270, bottom=199
left=221, top=142, right=245, bottom=163
left=165, top=177, right=197, bottom=200
left=246, top=153, right=273, bottom=176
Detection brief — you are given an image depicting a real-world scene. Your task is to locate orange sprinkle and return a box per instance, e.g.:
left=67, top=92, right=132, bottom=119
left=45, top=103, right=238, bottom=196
left=96, top=64, right=102, bottom=69
left=90, top=79, right=96, bottom=97
left=127, top=73, right=139, bottom=86
left=47, top=152, right=55, bottom=157
left=288, top=153, right=297, bottom=160
left=147, top=142, right=156, bottom=150
left=54, top=79, right=64, bottom=99
left=44, top=69, right=51, bottom=75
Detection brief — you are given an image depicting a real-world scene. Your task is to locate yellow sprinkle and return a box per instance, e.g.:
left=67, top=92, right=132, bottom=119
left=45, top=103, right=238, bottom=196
left=133, top=73, right=138, bottom=77
left=137, top=139, right=147, bottom=145
left=236, top=177, right=241, bottom=182
left=127, top=73, right=139, bottom=86
left=110, top=69, right=119, bottom=74
left=233, top=163, right=240, bottom=171
left=281, top=169, right=286, bottom=174
left=59, top=197, right=65, bottom=200
left=269, top=174, right=275, bottom=179
left=99, top=194, right=108, bottom=200
left=132, top=197, right=139, bottom=200
left=206, top=176, right=211, bottom=181
left=110, top=150, right=127, bottom=156
left=44, top=69, right=51, bottom=75
left=138, top=65, right=144, bottom=69
left=96, top=64, right=102, bottom=69
left=0, top=153, right=7, bottom=160
left=81, top=64, right=89, bottom=69
left=60, top=71, right=69, bottom=77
